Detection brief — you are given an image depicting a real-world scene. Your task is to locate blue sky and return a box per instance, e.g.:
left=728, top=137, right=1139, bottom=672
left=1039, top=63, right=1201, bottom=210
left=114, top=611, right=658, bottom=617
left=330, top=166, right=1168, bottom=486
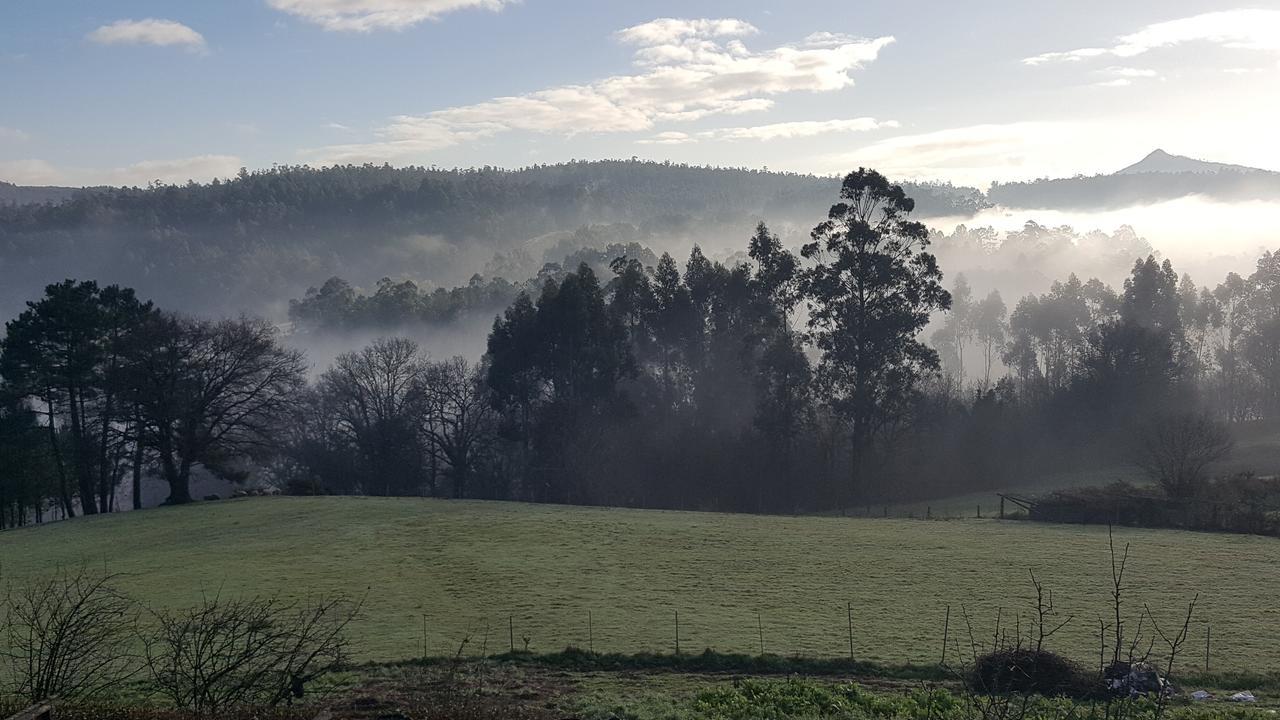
left=1, top=0, right=1277, bottom=187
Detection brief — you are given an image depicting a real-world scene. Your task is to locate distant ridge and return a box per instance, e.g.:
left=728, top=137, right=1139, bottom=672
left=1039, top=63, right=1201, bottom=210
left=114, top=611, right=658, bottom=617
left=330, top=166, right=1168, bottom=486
left=1115, top=149, right=1269, bottom=176
left=0, top=180, right=86, bottom=206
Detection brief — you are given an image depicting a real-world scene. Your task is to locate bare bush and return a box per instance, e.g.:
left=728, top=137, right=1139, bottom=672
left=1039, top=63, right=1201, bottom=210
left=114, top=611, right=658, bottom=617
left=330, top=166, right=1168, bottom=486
left=1135, top=413, right=1233, bottom=499
left=142, top=593, right=360, bottom=716
left=0, top=568, right=138, bottom=701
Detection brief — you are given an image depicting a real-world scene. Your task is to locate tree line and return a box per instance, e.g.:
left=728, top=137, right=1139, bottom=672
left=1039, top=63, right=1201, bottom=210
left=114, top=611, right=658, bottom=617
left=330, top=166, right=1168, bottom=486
left=0, top=287, right=304, bottom=524
left=2, top=168, right=1276, bottom=523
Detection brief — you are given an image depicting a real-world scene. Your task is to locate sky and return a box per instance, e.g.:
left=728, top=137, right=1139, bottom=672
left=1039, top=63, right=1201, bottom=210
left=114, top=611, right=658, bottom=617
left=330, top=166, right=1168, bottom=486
left=1, top=0, right=1278, bottom=188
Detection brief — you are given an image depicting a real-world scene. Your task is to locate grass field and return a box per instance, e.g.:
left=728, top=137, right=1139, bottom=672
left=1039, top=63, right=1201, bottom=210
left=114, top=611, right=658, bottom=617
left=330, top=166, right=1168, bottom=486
left=0, top=497, right=1276, bottom=672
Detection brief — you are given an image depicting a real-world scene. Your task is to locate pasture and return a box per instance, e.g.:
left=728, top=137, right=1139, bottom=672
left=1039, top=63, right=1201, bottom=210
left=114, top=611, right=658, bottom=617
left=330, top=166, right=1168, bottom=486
left=0, top=497, right=1275, bottom=671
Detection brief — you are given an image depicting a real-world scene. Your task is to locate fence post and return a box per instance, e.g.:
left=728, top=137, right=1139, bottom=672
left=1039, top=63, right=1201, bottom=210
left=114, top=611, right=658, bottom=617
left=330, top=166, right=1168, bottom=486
left=588, top=610, right=594, bottom=655
left=757, top=611, right=765, bottom=656
left=674, top=610, right=681, bottom=656
left=1205, top=623, right=1211, bottom=672
left=846, top=602, right=854, bottom=661
left=941, top=604, right=951, bottom=665
left=1000, top=496, right=1005, bottom=519
left=509, top=614, right=514, bottom=654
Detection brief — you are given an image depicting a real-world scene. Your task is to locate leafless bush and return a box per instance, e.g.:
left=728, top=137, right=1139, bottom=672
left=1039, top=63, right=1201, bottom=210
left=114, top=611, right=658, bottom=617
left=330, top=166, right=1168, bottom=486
left=1135, top=413, right=1233, bottom=499
left=942, top=571, right=1090, bottom=720
left=935, top=530, right=1206, bottom=720
left=142, top=593, right=360, bottom=716
left=0, top=568, right=139, bottom=701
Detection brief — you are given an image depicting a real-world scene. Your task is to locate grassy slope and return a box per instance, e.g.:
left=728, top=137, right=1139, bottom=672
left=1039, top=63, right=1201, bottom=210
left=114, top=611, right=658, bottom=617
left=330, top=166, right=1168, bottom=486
left=0, top=497, right=1275, bottom=671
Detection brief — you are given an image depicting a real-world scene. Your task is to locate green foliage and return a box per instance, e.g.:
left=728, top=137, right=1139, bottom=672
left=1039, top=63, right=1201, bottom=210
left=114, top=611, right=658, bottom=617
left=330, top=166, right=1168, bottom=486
left=799, top=169, right=950, bottom=498
left=692, top=681, right=959, bottom=720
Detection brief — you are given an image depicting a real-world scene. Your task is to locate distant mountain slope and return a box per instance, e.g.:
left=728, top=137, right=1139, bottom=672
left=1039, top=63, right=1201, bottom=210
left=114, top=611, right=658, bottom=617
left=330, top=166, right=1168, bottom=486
left=1116, top=149, right=1265, bottom=176
left=0, top=180, right=85, bottom=206
left=0, top=161, right=987, bottom=319
left=989, top=149, right=1280, bottom=210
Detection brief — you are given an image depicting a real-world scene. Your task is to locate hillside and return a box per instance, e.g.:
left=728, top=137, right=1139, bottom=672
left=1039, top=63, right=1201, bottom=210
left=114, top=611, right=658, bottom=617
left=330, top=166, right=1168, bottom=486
left=0, top=496, right=1274, bottom=670
left=989, top=149, right=1280, bottom=210
left=1116, top=149, right=1265, bottom=176
left=0, top=161, right=986, bottom=320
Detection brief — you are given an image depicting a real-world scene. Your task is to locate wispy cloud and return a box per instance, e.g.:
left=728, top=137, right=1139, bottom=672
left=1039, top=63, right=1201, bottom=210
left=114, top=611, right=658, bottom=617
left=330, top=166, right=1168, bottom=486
left=266, top=0, right=516, bottom=32
left=309, top=19, right=894, bottom=163
left=106, top=154, right=243, bottom=186
left=1024, top=8, right=1280, bottom=65
left=1, top=155, right=244, bottom=188
left=829, top=122, right=1106, bottom=186
left=638, top=117, right=897, bottom=144
left=0, top=159, right=62, bottom=185
left=1093, top=66, right=1160, bottom=87
left=87, top=19, right=207, bottom=52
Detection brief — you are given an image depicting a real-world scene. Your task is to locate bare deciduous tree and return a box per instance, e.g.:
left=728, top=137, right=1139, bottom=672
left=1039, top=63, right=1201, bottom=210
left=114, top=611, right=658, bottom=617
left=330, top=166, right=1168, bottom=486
left=1, top=568, right=138, bottom=701
left=130, top=315, right=307, bottom=504
left=1135, top=413, right=1233, bottom=499
left=319, top=337, right=429, bottom=496
left=420, top=357, right=497, bottom=498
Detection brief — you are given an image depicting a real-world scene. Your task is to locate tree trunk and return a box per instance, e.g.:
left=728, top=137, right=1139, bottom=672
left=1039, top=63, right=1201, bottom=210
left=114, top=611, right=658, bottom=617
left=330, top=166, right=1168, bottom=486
left=131, top=424, right=144, bottom=511
left=66, top=384, right=98, bottom=514
left=96, top=385, right=115, bottom=514
left=156, top=427, right=192, bottom=505
left=45, top=394, right=75, bottom=518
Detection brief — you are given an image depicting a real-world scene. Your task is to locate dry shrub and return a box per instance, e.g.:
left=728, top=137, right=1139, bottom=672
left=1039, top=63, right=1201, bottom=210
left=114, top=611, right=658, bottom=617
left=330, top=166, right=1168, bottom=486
left=0, top=568, right=138, bottom=701
left=971, top=648, right=1095, bottom=698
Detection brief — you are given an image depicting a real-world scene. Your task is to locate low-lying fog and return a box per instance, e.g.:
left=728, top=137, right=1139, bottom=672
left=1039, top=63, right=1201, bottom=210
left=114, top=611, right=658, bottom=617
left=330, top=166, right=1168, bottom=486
left=946, top=197, right=1280, bottom=282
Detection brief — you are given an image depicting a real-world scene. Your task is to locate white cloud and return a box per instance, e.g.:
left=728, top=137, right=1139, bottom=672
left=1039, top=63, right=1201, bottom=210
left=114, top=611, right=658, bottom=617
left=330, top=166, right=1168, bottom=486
left=616, top=18, right=758, bottom=47
left=309, top=19, right=894, bottom=163
left=266, top=0, right=515, bottom=31
left=714, top=117, right=897, bottom=141
left=1022, top=47, right=1109, bottom=66
left=105, top=155, right=244, bottom=186
left=638, top=117, right=897, bottom=144
left=1024, top=9, right=1280, bottom=65
left=87, top=19, right=207, bottom=51
left=0, top=126, right=30, bottom=142
left=1092, top=66, right=1160, bottom=87
left=638, top=131, right=696, bottom=146
left=1, top=155, right=244, bottom=188
left=0, top=159, right=63, bottom=185
left=1105, top=67, right=1158, bottom=78
left=829, top=122, right=1100, bottom=186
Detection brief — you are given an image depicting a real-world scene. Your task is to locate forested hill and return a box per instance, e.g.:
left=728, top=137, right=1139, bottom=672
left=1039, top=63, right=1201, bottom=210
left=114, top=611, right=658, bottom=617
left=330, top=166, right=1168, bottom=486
left=988, top=151, right=1280, bottom=210
left=0, top=161, right=985, bottom=319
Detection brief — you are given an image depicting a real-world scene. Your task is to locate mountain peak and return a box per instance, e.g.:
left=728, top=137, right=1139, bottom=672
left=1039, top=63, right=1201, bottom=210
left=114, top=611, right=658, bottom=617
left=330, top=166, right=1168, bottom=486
left=1117, top=149, right=1261, bottom=176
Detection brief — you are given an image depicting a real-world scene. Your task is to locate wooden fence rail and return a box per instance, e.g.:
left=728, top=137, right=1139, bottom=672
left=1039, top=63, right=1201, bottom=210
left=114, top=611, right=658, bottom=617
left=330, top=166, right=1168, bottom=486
left=4, top=702, right=53, bottom=720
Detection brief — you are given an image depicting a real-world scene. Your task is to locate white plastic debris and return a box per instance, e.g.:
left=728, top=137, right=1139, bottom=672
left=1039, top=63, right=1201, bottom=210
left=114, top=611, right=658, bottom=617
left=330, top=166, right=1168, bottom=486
left=1229, top=691, right=1257, bottom=703
left=1191, top=690, right=1212, bottom=701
